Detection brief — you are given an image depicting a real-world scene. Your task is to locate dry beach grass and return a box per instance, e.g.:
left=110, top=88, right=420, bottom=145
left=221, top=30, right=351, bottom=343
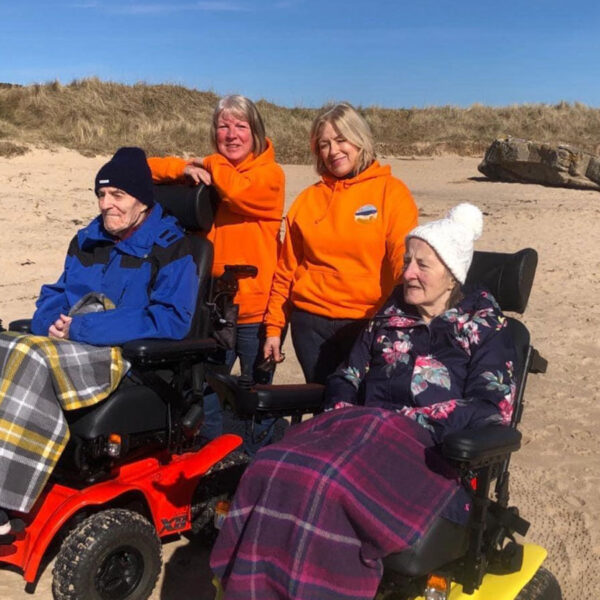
left=3, top=79, right=600, bottom=161
left=0, top=148, right=598, bottom=599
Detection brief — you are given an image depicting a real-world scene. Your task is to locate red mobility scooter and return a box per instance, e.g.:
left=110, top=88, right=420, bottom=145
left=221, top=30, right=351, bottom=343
left=0, top=184, right=250, bottom=600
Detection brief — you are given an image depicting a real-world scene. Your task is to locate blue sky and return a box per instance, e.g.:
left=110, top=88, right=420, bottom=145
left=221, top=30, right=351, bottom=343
left=2, top=0, right=599, bottom=108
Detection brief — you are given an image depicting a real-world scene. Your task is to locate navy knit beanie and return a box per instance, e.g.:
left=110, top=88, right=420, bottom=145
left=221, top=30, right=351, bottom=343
left=94, top=147, right=154, bottom=207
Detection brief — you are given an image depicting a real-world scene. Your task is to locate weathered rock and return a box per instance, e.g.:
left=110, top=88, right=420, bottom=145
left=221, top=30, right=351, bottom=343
left=478, top=137, right=600, bottom=190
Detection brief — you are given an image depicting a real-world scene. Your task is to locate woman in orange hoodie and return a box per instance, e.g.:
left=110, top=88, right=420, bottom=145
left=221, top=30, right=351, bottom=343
left=149, top=95, right=285, bottom=453
left=264, top=102, right=418, bottom=384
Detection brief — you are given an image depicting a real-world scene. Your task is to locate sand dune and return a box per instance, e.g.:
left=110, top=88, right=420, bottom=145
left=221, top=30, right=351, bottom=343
left=0, top=150, right=598, bottom=600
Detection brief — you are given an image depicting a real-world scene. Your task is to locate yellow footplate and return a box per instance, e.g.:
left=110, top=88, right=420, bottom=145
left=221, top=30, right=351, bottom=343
left=414, top=544, right=548, bottom=600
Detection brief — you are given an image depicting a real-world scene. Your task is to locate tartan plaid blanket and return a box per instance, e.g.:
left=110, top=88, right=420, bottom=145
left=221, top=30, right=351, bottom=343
left=210, top=406, right=462, bottom=600
left=0, top=332, right=129, bottom=512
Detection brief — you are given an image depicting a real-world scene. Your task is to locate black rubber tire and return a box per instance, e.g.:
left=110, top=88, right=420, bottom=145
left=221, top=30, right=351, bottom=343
left=52, top=508, right=162, bottom=600
left=515, top=567, right=562, bottom=600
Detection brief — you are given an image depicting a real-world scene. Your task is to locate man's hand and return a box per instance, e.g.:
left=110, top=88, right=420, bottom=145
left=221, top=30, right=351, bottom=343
left=48, top=314, right=72, bottom=339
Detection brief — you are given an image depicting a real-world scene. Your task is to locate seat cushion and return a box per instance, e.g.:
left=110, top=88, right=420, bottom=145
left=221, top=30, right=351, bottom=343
left=66, top=378, right=167, bottom=438
left=382, top=515, right=469, bottom=576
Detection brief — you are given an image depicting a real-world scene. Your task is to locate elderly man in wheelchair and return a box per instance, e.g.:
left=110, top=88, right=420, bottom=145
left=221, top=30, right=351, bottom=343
left=0, top=146, right=198, bottom=530
left=207, top=204, right=560, bottom=600
left=0, top=146, right=250, bottom=599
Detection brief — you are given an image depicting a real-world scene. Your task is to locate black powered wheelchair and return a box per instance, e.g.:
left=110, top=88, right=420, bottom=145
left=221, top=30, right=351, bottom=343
left=0, top=184, right=250, bottom=600
left=207, top=248, right=562, bottom=600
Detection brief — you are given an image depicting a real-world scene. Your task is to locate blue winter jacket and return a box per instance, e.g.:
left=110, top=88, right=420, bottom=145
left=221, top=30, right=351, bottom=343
left=31, top=204, right=200, bottom=346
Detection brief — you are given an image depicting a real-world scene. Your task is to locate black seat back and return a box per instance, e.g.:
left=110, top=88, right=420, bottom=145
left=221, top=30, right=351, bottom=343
left=465, top=248, right=537, bottom=313
left=153, top=183, right=219, bottom=233
left=466, top=248, right=539, bottom=427
left=186, top=235, right=214, bottom=339
left=153, top=183, right=218, bottom=340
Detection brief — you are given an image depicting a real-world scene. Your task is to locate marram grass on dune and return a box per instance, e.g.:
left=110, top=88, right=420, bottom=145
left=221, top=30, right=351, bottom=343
left=1, top=78, right=600, bottom=161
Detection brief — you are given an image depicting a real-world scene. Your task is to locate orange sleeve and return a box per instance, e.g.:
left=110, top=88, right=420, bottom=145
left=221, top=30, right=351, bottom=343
left=263, top=204, right=304, bottom=337
left=147, top=156, right=188, bottom=183
left=203, top=154, right=284, bottom=221
left=383, top=179, right=419, bottom=280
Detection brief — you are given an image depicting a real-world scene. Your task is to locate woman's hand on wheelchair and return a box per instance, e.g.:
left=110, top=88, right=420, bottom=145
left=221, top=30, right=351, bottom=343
left=264, top=336, right=285, bottom=363
left=184, top=160, right=212, bottom=186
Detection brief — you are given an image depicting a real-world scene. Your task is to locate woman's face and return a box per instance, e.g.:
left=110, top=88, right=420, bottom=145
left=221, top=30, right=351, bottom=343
left=216, top=111, right=254, bottom=166
left=403, top=238, right=455, bottom=319
left=98, top=187, right=148, bottom=239
left=317, top=121, right=359, bottom=178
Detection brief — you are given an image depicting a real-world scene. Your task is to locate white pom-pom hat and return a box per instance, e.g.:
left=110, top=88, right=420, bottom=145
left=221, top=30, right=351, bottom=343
left=406, top=203, right=483, bottom=284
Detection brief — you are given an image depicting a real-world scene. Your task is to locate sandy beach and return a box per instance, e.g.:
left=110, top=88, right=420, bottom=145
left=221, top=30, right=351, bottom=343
left=0, top=149, right=598, bottom=600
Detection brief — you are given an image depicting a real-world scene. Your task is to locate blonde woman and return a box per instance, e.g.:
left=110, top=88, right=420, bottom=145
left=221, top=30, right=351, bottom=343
left=263, top=102, right=418, bottom=383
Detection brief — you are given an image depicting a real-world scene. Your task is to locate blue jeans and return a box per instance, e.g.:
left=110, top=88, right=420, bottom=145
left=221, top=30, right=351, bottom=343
left=202, top=323, right=281, bottom=455
left=290, top=309, right=368, bottom=384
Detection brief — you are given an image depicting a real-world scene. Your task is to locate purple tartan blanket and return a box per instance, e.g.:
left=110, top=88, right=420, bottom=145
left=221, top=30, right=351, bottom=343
left=210, top=406, right=461, bottom=600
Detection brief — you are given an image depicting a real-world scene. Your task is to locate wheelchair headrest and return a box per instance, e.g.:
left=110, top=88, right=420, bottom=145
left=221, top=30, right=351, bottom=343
left=465, top=248, right=538, bottom=313
left=153, top=183, right=219, bottom=233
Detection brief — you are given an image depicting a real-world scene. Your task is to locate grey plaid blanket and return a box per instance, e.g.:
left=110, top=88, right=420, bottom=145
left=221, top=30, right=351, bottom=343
left=0, top=332, right=129, bottom=512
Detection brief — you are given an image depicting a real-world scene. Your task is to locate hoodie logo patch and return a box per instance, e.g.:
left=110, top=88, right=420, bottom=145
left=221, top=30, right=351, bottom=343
left=354, top=204, right=378, bottom=223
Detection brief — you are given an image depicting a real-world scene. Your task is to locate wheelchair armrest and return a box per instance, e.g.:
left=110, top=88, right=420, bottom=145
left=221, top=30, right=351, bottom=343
left=442, top=425, right=521, bottom=467
left=122, top=337, right=218, bottom=366
left=224, top=264, right=258, bottom=278
left=206, top=373, right=325, bottom=418
left=9, top=319, right=32, bottom=333
left=253, top=383, right=325, bottom=416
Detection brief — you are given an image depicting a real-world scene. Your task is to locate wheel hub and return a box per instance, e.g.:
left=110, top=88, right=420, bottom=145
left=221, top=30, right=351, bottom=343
left=95, top=545, right=144, bottom=600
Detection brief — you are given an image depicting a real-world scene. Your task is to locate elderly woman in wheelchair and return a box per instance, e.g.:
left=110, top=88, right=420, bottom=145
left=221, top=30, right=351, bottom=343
left=0, top=147, right=200, bottom=543
left=209, top=203, right=557, bottom=600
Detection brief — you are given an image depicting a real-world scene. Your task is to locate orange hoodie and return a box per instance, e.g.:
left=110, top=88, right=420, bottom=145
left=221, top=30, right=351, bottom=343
left=148, top=139, right=285, bottom=324
left=264, top=161, right=418, bottom=337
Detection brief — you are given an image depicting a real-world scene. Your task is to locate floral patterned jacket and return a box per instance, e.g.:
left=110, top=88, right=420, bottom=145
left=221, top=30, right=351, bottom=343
left=325, top=287, right=517, bottom=444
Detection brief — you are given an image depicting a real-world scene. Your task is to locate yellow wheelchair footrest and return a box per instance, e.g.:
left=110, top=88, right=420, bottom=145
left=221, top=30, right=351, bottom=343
left=415, top=543, right=548, bottom=600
